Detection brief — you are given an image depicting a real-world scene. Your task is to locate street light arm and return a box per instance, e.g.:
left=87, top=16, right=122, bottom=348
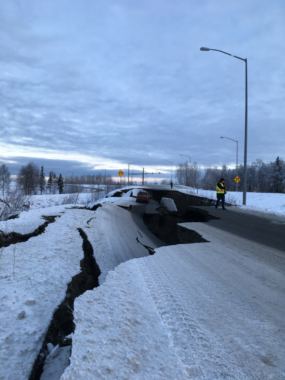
left=220, top=136, right=238, bottom=144
left=200, top=47, right=246, bottom=62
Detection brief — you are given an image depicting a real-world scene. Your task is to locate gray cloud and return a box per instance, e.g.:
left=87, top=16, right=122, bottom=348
left=0, top=0, right=285, bottom=173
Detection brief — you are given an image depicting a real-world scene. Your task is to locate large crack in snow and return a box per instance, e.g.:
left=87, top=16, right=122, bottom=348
left=141, top=191, right=221, bottom=245
left=29, top=228, right=101, bottom=380
left=0, top=215, right=60, bottom=248
left=143, top=211, right=210, bottom=245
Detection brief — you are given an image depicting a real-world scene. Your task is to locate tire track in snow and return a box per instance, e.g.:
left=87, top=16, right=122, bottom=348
left=139, top=257, right=248, bottom=379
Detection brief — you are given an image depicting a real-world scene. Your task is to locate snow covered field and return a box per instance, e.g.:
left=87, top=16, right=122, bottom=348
left=0, top=189, right=285, bottom=380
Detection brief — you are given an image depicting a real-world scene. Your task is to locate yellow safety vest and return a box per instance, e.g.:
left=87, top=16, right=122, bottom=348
left=216, top=184, right=225, bottom=194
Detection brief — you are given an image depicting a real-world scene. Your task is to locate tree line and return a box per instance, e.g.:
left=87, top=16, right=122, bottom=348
left=1, top=156, right=284, bottom=200
left=65, top=173, right=114, bottom=186
left=176, top=156, right=285, bottom=193
left=0, top=162, right=64, bottom=196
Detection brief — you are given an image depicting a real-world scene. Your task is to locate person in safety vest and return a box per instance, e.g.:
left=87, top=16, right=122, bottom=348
left=215, top=178, right=226, bottom=209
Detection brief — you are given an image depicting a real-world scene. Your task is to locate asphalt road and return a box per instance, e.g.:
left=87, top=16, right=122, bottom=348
left=148, top=188, right=285, bottom=253
left=188, top=204, right=285, bottom=254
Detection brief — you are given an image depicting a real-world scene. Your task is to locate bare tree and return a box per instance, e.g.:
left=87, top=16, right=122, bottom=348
left=0, top=189, right=29, bottom=220
left=17, top=162, right=40, bottom=195
left=0, top=164, right=10, bottom=197
left=176, top=161, right=200, bottom=189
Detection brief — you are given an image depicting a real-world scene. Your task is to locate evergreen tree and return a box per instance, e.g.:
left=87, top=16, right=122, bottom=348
left=47, top=171, right=58, bottom=194
left=39, top=166, right=46, bottom=194
left=271, top=157, right=284, bottom=193
left=57, top=174, right=64, bottom=194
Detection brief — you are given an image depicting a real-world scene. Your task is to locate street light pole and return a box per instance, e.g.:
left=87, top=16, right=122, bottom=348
left=220, top=136, right=239, bottom=191
left=244, top=58, right=248, bottom=205
left=200, top=46, right=248, bottom=205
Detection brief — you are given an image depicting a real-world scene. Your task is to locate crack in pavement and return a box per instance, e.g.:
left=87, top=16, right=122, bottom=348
left=136, top=236, right=155, bottom=255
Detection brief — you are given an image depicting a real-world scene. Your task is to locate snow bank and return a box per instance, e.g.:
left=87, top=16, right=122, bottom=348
left=30, top=193, right=94, bottom=208
left=177, top=186, right=285, bottom=216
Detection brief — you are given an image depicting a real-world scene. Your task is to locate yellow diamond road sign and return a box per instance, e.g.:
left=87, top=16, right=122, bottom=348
left=234, top=175, right=241, bottom=183
left=118, top=170, right=124, bottom=177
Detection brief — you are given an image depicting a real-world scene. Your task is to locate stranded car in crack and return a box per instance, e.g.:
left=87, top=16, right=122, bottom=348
left=124, top=189, right=151, bottom=204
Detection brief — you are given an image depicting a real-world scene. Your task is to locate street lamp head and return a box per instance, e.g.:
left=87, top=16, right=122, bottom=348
left=200, top=46, right=210, bottom=51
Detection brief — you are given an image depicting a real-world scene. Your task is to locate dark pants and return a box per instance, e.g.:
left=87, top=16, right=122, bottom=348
left=215, top=193, right=225, bottom=209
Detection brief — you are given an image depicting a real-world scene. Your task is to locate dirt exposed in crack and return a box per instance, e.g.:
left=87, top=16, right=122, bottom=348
left=143, top=213, right=208, bottom=245
left=0, top=215, right=60, bottom=248
left=90, top=204, right=102, bottom=211
left=6, top=213, right=20, bottom=220
left=71, top=204, right=102, bottom=212
left=29, top=228, right=101, bottom=380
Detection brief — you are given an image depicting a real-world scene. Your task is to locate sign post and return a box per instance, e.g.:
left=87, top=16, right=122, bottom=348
left=233, top=175, right=241, bottom=192
left=118, top=170, right=124, bottom=178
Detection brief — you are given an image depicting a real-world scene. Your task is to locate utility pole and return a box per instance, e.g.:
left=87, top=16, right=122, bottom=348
left=142, top=167, right=145, bottom=185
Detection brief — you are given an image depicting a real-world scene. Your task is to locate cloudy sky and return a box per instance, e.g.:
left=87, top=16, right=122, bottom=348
left=0, top=0, right=284, bottom=175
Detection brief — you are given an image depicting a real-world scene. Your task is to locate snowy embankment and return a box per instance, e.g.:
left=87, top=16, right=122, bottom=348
left=84, top=203, right=161, bottom=283
left=0, top=208, right=94, bottom=380
left=177, top=185, right=285, bottom=216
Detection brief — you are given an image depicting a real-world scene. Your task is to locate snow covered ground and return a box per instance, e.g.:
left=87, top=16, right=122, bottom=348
left=29, top=192, right=96, bottom=208
left=1, top=189, right=285, bottom=380
left=0, top=206, right=95, bottom=380
left=0, top=205, right=66, bottom=235
left=0, top=192, right=97, bottom=235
